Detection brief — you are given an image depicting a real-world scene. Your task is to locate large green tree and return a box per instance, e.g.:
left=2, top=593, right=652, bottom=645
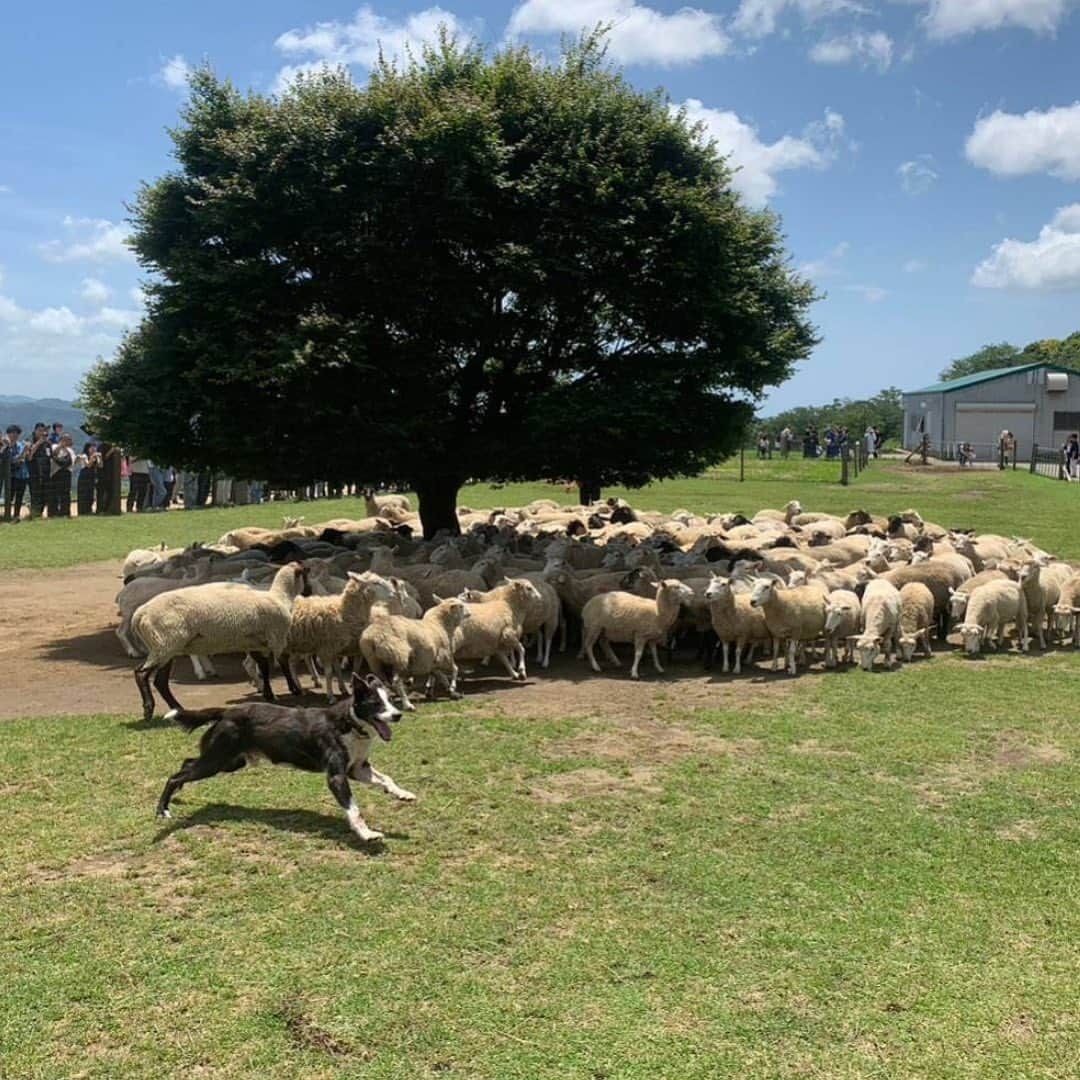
left=81, top=36, right=818, bottom=537
left=938, top=333, right=1080, bottom=383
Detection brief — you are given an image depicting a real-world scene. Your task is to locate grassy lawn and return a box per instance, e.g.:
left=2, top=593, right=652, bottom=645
left=3, top=457, right=1079, bottom=569
left=4, top=458, right=1080, bottom=1077
left=3, top=657, right=1079, bottom=1078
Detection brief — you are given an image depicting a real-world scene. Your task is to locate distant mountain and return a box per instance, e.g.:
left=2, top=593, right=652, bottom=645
left=0, top=396, right=90, bottom=443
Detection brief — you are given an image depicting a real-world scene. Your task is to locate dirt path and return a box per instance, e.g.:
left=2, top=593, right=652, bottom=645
left=1, top=561, right=796, bottom=721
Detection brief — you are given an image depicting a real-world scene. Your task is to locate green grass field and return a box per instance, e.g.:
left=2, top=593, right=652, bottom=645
left=3, top=459, right=1080, bottom=1078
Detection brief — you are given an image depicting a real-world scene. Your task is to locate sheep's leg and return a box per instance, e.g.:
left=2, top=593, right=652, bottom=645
left=200, top=655, right=217, bottom=678
left=117, top=618, right=144, bottom=658
left=735, top=639, right=747, bottom=675
left=771, top=637, right=782, bottom=672
left=241, top=654, right=260, bottom=689
left=825, top=636, right=837, bottom=669
left=351, top=760, right=416, bottom=802
left=650, top=641, right=665, bottom=675
left=334, top=660, right=349, bottom=697
left=787, top=639, right=798, bottom=677
left=319, top=655, right=337, bottom=704
left=601, top=638, right=621, bottom=667
left=153, top=660, right=182, bottom=712
left=277, top=653, right=301, bottom=696
left=251, top=652, right=278, bottom=702
left=720, top=640, right=730, bottom=674
left=304, top=655, right=322, bottom=689
left=391, top=671, right=417, bottom=712
left=583, top=630, right=603, bottom=673
left=1033, top=618, right=1045, bottom=651
left=630, top=639, right=646, bottom=680
left=543, top=622, right=555, bottom=668
left=496, top=651, right=520, bottom=680
left=135, top=663, right=157, bottom=722
left=559, top=616, right=568, bottom=654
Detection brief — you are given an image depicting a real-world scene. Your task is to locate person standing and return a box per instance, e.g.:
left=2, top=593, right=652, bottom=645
left=779, top=426, right=792, bottom=459
left=26, top=423, right=51, bottom=518
left=128, top=456, right=151, bottom=512
left=1064, top=433, right=1080, bottom=481
left=76, top=442, right=102, bottom=516
left=4, top=426, right=29, bottom=521
left=47, top=433, right=75, bottom=517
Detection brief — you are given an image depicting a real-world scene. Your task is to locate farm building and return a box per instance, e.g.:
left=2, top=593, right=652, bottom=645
left=901, top=362, right=1080, bottom=458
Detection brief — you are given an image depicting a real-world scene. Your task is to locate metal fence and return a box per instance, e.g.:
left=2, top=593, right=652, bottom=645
left=722, top=438, right=873, bottom=485
left=903, top=436, right=1073, bottom=480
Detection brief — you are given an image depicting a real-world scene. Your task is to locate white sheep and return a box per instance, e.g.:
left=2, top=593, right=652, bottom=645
left=453, top=579, right=542, bottom=681
left=853, top=579, right=903, bottom=671
left=363, top=490, right=412, bottom=517
left=359, top=597, right=472, bottom=710
left=823, top=589, right=861, bottom=668
left=748, top=577, right=827, bottom=676
left=954, top=580, right=1029, bottom=656
left=1051, top=572, right=1080, bottom=644
left=132, top=563, right=309, bottom=720
left=898, top=582, right=935, bottom=661
left=704, top=574, right=771, bottom=675
left=115, top=558, right=218, bottom=658
left=582, top=579, right=694, bottom=679
left=1017, top=561, right=1047, bottom=651
left=461, top=576, right=562, bottom=669
left=282, top=572, right=396, bottom=702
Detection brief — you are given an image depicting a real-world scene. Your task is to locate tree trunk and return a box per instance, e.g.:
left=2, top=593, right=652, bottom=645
left=578, top=479, right=601, bottom=506
left=416, top=477, right=462, bottom=540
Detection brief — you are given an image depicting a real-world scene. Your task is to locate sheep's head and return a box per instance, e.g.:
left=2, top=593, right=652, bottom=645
left=787, top=570, right=808, bottom=588
left=282, top=516, right=305, bottom=528
left=824, top=602, right=852, bottom=634
left=658, top=580, right=695, bottom=605
left=704, top=575, right=731, bottom=602
left=955, top=623, right=985, bottom=655
left=507, top=579, right=543, bottom=605
left=785, top=500, right=803, bottom=517
left=749, top=578, right=777, bottom=608
left=1018, top=561, right=1041, bottom=587
left=431, top=596, right=473, bottom=629
left=948, top=588, right=969, bottom=621
left=852, top=635, right=881, bottom=671
left=346, top=571, right=395, bottom=607
left=1052, top=604, right=1079, bottom=633
left=899, top=509, right=924, bottom=526
left=898, top=634, right=919, bottom=662
left=808, top=531, right=830, bottom=548
left=910, top=550, right=930, bottom=564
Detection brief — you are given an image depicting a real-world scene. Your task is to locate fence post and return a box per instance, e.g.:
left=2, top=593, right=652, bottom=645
left=739, top=444, right=745, bottom=483
left=841, top=445, right=849, bottom=486
left=1030, top=444, right=1037, bottom=475
left=999, top=441, right=1005, bottom=470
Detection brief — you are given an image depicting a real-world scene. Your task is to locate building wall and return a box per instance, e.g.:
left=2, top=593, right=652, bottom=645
left=902, top=368, right=1080, bottom=456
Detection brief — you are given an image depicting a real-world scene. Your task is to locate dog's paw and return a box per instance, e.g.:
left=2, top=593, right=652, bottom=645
left=156, top=808, right=171, bottom=819
left=356, top=827, right=384, bottom=843
left=395, top=789, right=416, bottom=802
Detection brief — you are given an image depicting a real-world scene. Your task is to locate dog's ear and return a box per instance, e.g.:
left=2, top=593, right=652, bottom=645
left=351, top=672, right=371, bottom=698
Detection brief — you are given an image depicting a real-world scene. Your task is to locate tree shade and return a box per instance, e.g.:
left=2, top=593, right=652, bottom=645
left=81, top=34, right=819, bottom=537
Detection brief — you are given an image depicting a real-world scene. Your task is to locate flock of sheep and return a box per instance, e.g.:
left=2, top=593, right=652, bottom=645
left=115, top=494, right=1078, bottom=720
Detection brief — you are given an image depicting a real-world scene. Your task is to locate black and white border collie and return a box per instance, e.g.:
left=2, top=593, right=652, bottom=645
left=155, top=674, right=412, bottom=843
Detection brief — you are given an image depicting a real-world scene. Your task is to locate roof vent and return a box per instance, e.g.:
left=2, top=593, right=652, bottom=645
left=1047, top=372, right=1068, bottom=393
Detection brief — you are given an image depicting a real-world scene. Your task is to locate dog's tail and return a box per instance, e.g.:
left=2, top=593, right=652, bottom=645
left=165, top=706, right=227, bottom=733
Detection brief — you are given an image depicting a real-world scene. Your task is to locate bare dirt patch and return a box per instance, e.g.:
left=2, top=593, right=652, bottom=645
left=2, top=560, right=801, bottom=723
left=996, top=820, right=1041, bottom=843
left=530, top=766, right=662, bottom=803
left=915, top=730, right=1068, bottom=808
left=545, top=716, right=761, bottom=765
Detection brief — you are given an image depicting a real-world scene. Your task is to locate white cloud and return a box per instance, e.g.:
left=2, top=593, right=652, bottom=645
left=800, top=240, right=850, bottom=278
left=809, top=30, right=893, bottom=69
left=130, top=286, right=147, bottom=308
left=0, top=295, right=26, bottom=323
left=158, top=54, right=192, bottom=90
left=903, top=258, right=928, bottom=273
left=274, top=5, right=474, bottom=87
left=28, top=307, right=85, bottom=336
left=845, top=284, right=888, bottom=302
left=93, top=307, right=142, bottom=330
left=733, top=0, right=866, bottom=38
left=973, top=204, right=1080, bottom=290
left=0, top=184, right=11, bottom=194
left=898, top=155, right=939, bottom=194
left=680, top=99, right=849, bottom=207
left=506, top=0, right=730, bottom=65
left=919, top=0, right=1074, bottom=39
left=40, top=217, right=134, bottom=264
left=966, top=102, right=1080, bottom=181
left=80, top=277, right=111, bottom=304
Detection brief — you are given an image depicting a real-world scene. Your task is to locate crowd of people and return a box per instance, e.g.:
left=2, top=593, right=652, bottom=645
left=0, top=419, right=378, bottom=522
left=756, top=424, right=885, bottom=460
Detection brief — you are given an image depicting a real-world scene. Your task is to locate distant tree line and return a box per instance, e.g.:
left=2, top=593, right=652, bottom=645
left=938, top=331, right=1080, bottom=383
left=757, top=387, right=903, bottom=444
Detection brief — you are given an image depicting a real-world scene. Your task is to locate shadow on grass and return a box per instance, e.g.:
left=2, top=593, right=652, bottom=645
left=153, top=801, right=409, bottom=850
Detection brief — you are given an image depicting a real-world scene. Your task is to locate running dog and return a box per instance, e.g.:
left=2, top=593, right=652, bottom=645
left=155, top=673, right=413, bottom=843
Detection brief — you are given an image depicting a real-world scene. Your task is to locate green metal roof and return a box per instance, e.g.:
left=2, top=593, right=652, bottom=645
left=907, top=361, right=1074, bottom=396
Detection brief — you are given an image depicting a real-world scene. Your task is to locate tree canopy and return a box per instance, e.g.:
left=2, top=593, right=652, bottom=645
left=938, top=332, right=1080, bottom=383
left=759, top=387, right=903, bottom=443
left=81, top=34, right=818, bottom=536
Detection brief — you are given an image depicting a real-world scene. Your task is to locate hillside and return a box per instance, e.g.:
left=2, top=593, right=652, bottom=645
left=0, top=396, right=90, bottom=443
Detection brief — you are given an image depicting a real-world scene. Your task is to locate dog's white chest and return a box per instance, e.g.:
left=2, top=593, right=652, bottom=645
left=342, top=730, right=372, bottom=769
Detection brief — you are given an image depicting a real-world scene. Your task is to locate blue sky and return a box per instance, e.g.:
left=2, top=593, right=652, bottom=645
left=3, top=0, right=1080, bottom=411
